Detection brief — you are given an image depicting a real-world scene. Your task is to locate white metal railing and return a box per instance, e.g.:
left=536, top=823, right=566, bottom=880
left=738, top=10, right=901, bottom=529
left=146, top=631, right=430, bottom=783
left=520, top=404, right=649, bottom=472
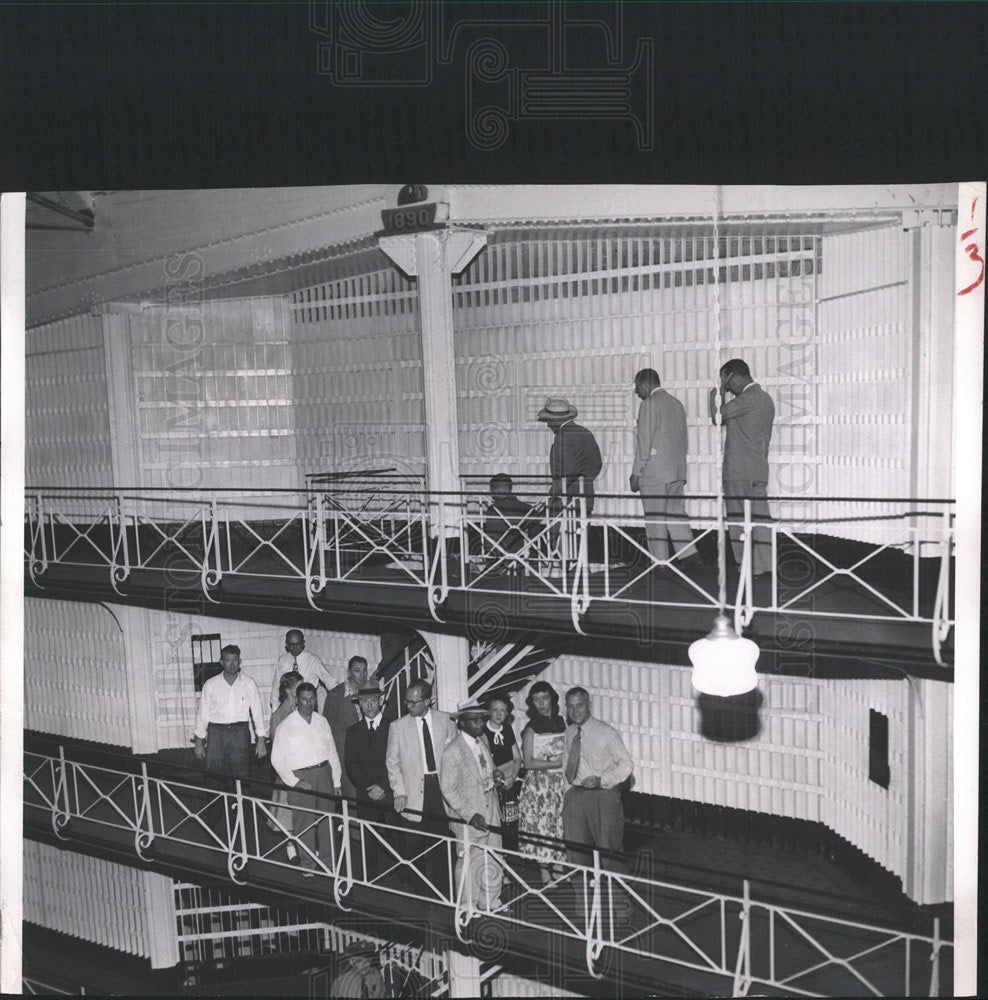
left=24, top=486, right=954, bottom=661
left=25, top=747, right=951, bottom=996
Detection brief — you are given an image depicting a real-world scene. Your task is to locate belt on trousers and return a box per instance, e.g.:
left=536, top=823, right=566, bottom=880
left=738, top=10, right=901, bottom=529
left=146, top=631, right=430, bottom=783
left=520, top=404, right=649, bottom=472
left=208, top=721, right=249, bottom=728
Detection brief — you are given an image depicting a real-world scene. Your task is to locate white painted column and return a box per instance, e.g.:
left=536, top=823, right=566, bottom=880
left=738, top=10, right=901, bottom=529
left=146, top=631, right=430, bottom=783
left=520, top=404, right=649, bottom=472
left=910, top=218, right=956, bottom=507
left=380, top=225, right=487, bottom=1000
left=103, top=308, right=165, bottom=753
left=102, top=306, right=144, bottom=488
left=417, top=630, right=470, bottom=713
left=952, top=181, right=984, bottom=998
left=905, top=678, right=952, bottom=904
left=447, top=946, right=482, bottom=999
left=379, top=227, right=488, bottom=531
left=0, top=192, right=26, bottom=994
left=141, top=871, right=180, bottom=968
left=119, top=605, right=162, bottom=753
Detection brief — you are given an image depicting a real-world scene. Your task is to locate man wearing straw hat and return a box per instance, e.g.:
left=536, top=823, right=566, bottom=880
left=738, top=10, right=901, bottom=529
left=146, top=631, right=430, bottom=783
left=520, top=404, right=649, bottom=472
left=440, top=700, right=504, bottom=910
left=536, top=396, right=603, bottom=516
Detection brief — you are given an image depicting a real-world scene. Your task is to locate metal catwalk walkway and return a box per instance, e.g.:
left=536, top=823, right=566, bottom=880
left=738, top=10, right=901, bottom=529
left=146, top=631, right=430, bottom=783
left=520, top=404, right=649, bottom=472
left=24, top=485, right=954, bottom=675
left=24, top=736, right=952, bottom=998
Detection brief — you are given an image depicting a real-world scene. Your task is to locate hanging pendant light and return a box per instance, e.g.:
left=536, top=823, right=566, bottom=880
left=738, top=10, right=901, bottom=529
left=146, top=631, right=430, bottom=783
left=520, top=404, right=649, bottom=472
left=689, top=188, right=760, bottom=699
left=689, top=614, right=759, bottom=697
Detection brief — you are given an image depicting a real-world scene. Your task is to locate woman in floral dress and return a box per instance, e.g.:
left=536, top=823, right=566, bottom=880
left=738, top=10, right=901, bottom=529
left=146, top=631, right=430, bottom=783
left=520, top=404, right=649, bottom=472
left=517, top=681, right=567, bottom=882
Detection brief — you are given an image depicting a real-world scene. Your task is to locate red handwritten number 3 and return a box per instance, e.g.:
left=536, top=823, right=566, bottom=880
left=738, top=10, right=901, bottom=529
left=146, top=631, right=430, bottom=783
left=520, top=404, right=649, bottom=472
left=958, top=196, right=984, bottom=296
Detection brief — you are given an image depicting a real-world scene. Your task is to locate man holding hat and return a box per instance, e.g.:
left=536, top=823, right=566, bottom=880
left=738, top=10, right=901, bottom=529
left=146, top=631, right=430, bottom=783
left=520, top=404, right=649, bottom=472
left=330, top=940, right=387, bottom=999
left=344, top=683, right=402, bottom=878
left=536, top=396, right=603, bottom=517
left=440, top=701, right=504, bottom=910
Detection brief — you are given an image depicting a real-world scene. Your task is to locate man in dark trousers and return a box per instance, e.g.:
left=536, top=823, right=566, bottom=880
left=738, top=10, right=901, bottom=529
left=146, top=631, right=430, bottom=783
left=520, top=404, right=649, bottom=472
left=344, top=684, right=402, bottom=879
left=536, top=396, right=603, bottom=516
left=709, top=358, right=775, bottom=576
left=323, top=655, right=371, bottom=803
left=386, top=679, right=457, bottom=892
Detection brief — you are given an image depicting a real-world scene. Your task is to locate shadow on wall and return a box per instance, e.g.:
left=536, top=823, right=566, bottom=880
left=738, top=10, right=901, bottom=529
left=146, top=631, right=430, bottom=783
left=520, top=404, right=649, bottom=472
left=695, top=687, right=764, bottom=742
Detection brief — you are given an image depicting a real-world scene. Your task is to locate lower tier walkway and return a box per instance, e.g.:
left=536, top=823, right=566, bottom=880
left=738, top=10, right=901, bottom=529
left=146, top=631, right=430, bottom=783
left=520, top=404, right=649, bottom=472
left=24, top=734, right=952, bottom=997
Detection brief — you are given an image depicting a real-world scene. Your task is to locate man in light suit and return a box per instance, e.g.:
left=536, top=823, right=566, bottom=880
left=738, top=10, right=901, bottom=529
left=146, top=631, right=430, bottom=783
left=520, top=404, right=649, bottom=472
left=440, top=702, right=504, bottom=910
left=629, top=368, right=699, bottom=567
left=385, top=679, right=457, bottom=890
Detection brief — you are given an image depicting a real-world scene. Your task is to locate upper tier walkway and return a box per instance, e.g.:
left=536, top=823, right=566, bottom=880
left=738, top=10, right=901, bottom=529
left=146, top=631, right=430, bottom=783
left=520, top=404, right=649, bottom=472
left=25, top=479, right=954, bottom=675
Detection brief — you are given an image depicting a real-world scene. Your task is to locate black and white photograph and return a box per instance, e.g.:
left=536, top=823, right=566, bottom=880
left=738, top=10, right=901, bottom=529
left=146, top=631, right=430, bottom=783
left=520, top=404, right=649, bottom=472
left=1, top=5, right=984, bottom=1000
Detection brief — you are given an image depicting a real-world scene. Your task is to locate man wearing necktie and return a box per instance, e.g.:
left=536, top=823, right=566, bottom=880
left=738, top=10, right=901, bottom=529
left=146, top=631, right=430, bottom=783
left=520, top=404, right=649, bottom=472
left=440, top=701, right=504, bottom=910
left=269, top=629, right=341, bottom=720
left=561, top=686, right=634, bottom=872
left=344, top=685, right=401, bottom=878
left=324, top=655, right=375, bottom=803
left=385, top=680, right=457, bottom=891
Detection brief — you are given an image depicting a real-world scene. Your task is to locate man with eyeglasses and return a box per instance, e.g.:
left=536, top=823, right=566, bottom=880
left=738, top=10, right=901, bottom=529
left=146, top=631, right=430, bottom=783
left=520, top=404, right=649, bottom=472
left=386, top=680, right=457, bottom=890
left=269, top=629, right=340, bottom=719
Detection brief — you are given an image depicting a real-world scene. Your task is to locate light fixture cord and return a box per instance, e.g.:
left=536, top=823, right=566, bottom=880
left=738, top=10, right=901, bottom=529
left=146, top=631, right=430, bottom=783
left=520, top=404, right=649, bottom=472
left=712, top=187, right=727, bottom=614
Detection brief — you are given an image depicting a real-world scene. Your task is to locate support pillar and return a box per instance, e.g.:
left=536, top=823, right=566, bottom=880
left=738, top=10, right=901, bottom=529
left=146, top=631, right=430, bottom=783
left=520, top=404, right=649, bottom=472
left=447, top=946, right=482, bottom=999
left=0, top=191, right=26, bottom=995
left=417, top=630, right=471, bottom=713
left=141, top=871, right=181, bottom=968
left=905, top=677, right=952, bottom=904
left=379, top=226, right=488, bottom=534
left=103, top=308, right=162, bottom=754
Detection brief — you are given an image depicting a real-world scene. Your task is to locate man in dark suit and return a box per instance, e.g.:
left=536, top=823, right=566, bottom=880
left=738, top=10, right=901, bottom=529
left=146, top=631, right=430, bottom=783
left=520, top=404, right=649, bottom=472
left=344, top=685, right=402, bottom=880
left=323, top=655, right=370, bottom=802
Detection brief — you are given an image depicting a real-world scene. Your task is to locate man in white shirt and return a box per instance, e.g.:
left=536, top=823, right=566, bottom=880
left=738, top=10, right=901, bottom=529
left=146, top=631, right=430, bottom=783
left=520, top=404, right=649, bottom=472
left=271, top=682, right=342, bottom=874
left=561, top=686, right=634, bottom=873
left=269, top=629, right=340, bottom=717
left=194, top=645, right=268, bottom=781
left=440, top=702, right=503, bottom=910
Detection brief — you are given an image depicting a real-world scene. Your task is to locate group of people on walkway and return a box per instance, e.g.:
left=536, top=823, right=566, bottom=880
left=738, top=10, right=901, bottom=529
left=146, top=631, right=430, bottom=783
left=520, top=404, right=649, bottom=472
left=493, top=358, right=775, bottom=576
left=193, top=630, right=635, bottom=891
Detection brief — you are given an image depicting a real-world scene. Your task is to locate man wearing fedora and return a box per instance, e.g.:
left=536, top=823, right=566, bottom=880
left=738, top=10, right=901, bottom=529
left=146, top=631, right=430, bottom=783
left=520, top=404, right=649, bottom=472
left=536, top=396, right=603, bottom=516
left=440, top=701, right=504, bottom=910
left=344, top=684, right=402, bottom=879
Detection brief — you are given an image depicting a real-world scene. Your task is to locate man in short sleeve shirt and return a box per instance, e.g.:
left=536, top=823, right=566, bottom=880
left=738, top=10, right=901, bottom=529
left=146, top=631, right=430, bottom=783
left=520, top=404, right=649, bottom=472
left=194, top=644, right=268, bottom=781
left=561, top=687, right=633, bottom=872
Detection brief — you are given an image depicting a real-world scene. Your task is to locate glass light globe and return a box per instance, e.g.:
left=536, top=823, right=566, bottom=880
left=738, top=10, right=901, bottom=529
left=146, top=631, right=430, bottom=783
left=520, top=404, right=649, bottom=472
left=689, top=615, right=760, bottom=697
